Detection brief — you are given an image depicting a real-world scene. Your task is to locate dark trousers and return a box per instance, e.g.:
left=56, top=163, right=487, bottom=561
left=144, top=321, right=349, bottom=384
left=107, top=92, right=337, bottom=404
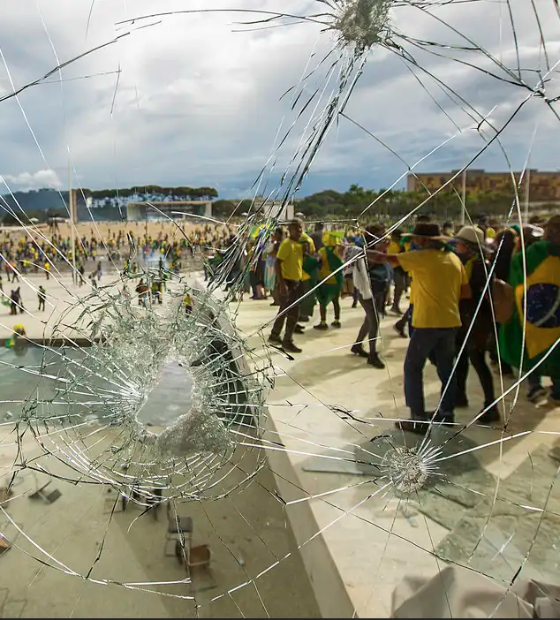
left=271, top=280, right=303, bottom=344
left=272, top=283, right=280, bottom=305
left=396, top=304, right=413, bottom=333
left=489, top=330, right=513, bottom=374
left=319, top=296, right=341, bottom=322
left=456, top=333, right=496, bottom=408
left=356, top=291, right=385, bottom=354
left=392, top=268, right=407, bottom=311
left=404, top=327, right=458, bottom=419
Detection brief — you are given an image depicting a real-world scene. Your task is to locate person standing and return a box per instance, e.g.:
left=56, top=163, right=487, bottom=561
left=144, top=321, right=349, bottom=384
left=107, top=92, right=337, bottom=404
left=184, top=292, right=193, bottom=315
left=38, top=285, right=46, bottom=312
left=9, top=289, right=18, bottom=316
left=269, top=219, right=305, bottom=353
left=370, top=222, right=470, bottom=433
left=500, top=215, right=560, bottom=404
left=298, top=230, right=318, bottom=323
left=309, top=222, right=325, bottom=252
left=10, top=262, right=19, bottom=283
left=78, top=262, right=85, bottom=287
left=314, top=235, right=344, bottom=331
left=265, top=228, right=284, bottom=306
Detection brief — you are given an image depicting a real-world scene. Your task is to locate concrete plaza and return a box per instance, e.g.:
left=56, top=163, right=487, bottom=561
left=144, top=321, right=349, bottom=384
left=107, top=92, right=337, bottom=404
left=0, top=270, right=559, bottom=617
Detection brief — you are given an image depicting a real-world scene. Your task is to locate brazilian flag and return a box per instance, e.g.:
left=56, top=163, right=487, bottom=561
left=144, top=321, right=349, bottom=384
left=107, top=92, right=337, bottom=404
left=500, top=241, right=560, bottom=378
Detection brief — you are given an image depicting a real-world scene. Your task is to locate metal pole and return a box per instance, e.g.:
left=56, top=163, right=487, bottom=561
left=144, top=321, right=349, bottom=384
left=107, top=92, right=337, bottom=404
left=71, top=188, right=76, bottom=284
left=461, top=167, right=467, bottom=226
left=524, top=167, right=531, bottom=219
left=68, top=161, right=77, bottom=285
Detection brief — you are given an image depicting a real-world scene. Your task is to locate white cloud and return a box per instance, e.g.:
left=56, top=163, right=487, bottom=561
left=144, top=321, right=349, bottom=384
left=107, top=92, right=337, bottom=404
left=0, top=0, right=558, bottom=197
left=3, top=169, right=62, bottom=190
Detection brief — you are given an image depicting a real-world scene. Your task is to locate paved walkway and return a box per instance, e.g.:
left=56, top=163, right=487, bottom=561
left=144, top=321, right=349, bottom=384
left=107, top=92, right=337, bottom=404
left=230, top=293, right=560, bottom=617
left=1, top=272, right=558, bottom=617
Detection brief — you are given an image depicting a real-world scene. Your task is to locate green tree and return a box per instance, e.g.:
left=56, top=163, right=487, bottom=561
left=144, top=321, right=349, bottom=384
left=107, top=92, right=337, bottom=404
left=212, top=200, right=236, bottom=217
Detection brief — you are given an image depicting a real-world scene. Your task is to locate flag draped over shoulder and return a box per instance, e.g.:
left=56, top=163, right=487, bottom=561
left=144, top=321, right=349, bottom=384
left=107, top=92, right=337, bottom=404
left=316, top=246, right=343, bottom=306
left=500, top=241, right=560, bottom=378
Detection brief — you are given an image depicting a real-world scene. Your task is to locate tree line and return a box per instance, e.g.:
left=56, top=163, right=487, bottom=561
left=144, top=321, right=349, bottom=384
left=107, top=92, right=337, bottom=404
left=294, top=184, right=545, bottom=220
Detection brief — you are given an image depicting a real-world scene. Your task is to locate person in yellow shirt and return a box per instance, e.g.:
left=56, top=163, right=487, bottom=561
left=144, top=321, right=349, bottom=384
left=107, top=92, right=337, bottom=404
left=269, top=219, right=305, bottom=353
left=369, top=222, right=470, bottom=433
left=184, top=292, right=192, bottom=315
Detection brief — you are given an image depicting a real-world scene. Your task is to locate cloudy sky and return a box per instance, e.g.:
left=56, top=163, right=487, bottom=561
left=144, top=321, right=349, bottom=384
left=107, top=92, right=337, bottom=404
left=0, top=0, right=559, bottom=199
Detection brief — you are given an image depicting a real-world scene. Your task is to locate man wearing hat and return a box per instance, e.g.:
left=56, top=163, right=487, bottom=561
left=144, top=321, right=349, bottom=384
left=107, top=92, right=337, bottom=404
left=500, top=215, right=560, bottom=403
left=452, top=225, right=499, bottom=423
left=370, top=222, right=470, bottom=433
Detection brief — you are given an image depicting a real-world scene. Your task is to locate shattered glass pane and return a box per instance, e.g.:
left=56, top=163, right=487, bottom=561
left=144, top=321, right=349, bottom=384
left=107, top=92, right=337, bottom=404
left=0, top=0, right=560, bottom=617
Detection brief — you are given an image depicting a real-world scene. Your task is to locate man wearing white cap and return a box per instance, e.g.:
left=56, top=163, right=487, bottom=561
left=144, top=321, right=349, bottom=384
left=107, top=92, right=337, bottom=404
left=452, top=225, right=499, bottom=424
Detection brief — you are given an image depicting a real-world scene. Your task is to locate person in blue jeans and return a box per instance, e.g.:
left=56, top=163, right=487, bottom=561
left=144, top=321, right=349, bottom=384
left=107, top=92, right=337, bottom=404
left=369, top=222, right=471, bottom=434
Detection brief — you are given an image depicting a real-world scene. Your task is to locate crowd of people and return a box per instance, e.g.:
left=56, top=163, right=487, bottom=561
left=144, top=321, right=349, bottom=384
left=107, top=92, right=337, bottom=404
left=0, top=222, right=237, bottom=281
left=235, top=213, right=560, bottom=433
left=2, top=213, right=559, bottom=437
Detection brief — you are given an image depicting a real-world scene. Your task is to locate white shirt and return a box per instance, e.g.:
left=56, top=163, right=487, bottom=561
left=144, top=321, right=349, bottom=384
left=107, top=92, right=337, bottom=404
left=352, top=252, right=373, bottom=301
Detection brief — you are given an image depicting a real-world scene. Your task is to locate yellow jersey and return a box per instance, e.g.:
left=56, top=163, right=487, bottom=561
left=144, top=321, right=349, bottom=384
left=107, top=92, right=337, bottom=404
left=276, top=238, right=303, bottom=282
left=398, top=249, right=467, bottom=329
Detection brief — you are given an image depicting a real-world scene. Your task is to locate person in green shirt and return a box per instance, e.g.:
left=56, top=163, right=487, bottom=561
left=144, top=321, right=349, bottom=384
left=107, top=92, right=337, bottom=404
left=314, top=241, right=344, bottom=330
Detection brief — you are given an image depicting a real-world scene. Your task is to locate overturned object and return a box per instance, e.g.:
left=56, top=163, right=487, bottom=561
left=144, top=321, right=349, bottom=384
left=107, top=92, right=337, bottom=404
left=391, top=565, right=560, bottom=618
left=29, top=480, right=61, bottom=505
left=0, top=534, right=11, bottom=555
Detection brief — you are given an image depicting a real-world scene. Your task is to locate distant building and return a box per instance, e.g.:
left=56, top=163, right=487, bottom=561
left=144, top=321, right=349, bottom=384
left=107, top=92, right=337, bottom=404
left=253, top=197, right=295, bottom=221
left=127, top=200, right=212, bottom=221
left=407, top=169, right=560, bottom=202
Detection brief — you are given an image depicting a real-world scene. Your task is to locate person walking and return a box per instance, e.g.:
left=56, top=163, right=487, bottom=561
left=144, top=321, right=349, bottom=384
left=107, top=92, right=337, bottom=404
left=387, top=229, right=407, bottom=315
left=268, top=219, right=306, bottom=353
left=9, top=289, right=18, bottom=315
left=38, top=285, right=46, bottom=312
left=452, top=226, right=499, bottom=424
left=351, top=225, right=391, bottom=369
left=370, top=222, right=470, bottom=433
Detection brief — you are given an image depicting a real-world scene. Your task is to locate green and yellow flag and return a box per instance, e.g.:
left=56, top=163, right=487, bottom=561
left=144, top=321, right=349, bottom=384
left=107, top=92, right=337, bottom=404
left=500, top=241, right=560, bottom=378
left=316, top=246, right=343, bottom=306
